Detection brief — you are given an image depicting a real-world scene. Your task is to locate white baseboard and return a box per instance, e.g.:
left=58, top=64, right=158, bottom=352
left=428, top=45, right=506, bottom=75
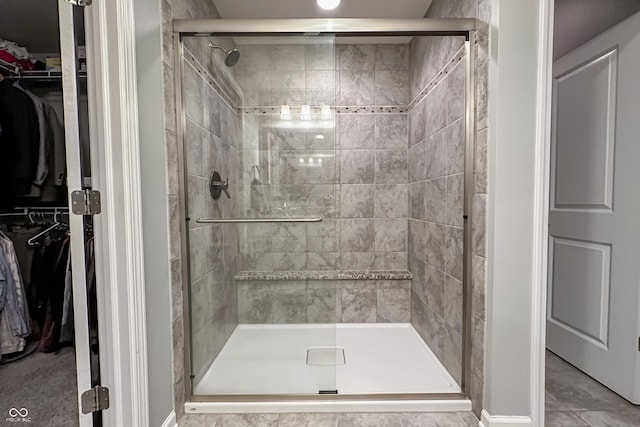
left=479, top=410, right=533, bottom=427
left=160, top=411, right=177, bottom=427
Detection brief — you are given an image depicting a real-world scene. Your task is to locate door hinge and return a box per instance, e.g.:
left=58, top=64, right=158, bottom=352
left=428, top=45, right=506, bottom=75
left=638, top=337, right=640, bottom=351
left=65, top=0, right=92, bottom=6
left=71, top=190, right=101, bottom=215
left=81, top=386, right=109, bottom=414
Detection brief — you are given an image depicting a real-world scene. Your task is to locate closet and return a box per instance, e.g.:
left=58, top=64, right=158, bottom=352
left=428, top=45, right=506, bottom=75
left=0, top=2, right=99, bottom=426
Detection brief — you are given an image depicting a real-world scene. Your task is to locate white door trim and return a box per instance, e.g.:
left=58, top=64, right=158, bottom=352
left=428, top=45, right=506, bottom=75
left=479, top=410, right=533, bottom=427
left=531, top=0, right=554, bottom=426
left=58, top=2, right=94, bottom=425
left=85, top=0, right=150, bottom=425
left=160, top=411, right=177, bottom=427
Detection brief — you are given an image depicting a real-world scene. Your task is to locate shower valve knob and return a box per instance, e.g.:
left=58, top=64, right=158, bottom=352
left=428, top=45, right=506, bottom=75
left=209, top=170, right=231, bottom=200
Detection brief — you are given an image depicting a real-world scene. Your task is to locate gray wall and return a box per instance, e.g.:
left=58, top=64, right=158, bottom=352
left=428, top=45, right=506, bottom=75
left=133, top=0, right=174, bottom=425
left=484, top=0, right=538, bottom=418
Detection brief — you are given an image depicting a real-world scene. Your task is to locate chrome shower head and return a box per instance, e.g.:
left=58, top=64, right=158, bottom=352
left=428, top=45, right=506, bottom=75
left=208, top=42, right=241, bottom=67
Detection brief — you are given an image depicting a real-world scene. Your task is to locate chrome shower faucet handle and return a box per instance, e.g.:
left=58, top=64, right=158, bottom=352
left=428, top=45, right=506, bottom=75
left=209, top=170, right=231, bottom=200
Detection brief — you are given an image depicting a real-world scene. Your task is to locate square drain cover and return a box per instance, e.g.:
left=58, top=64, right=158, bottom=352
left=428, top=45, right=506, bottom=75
left=306, top=347, right=346, bottom=366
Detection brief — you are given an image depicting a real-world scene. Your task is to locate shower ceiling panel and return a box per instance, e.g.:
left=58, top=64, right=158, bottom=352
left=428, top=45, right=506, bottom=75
left=212, top=0, right=434, bottom=44
left=212, top=0, right=433, bottom=19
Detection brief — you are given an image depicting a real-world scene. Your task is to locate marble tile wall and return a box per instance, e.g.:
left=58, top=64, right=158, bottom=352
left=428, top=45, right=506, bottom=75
left=237, top=280, right=411, bottom=324
left=183, top=50, right=241, bottom=385
left=160, top=0, right=241, bottom=420
left=407, top=43, right=466, bottom=387
left=336, top=44, right=410, bottom=274
left=236, top=44, right=409, bottom=272
left=406, top=0, right=490, bottom=418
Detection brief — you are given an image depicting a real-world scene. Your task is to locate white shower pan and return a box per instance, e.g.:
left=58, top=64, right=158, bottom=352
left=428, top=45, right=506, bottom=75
left=186, top=323, right=471, bottom=414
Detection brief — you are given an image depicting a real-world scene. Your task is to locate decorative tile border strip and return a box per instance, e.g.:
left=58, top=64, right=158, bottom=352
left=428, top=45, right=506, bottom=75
left=238, top=105, right=408, bottom=116
left=183, top=48, right=242, bottom=111
left=235, top=270, right=413, bottom=281
left=407, top=46, right=465, bottom=110
left=182, top=45, right=464, bottom=116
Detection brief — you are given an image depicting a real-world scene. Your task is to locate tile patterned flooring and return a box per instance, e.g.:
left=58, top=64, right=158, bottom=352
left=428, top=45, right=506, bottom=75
left=546, top=351, right=640, bottom=426
left=180, top=412, right=479, bottom=427
left=181, top=350, right=640, bottom=426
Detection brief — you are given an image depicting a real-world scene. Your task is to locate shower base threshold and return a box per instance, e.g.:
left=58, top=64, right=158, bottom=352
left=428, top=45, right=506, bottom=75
left=188, top=323, right=469, bottom=413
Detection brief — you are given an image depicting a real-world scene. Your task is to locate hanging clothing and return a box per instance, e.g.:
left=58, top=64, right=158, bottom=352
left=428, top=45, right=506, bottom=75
left=0, top=314, right=24, bottom=354
left=46, top=103, right=66, bottom=187
left=32, top=237, right=69, bottom=353
left=0, top=247, right=27, bottom=336
left=59, top=249, right=73, bottom=344
left=12, top=83, right=67, bottom=198
left=37, top=92, right=67, bottom=173
left=3, top=226, right=40, bottom=341
left=0, top=220, right=94, bottom=355
left=19, top=86, right=50, bottom=185
left=0, top=233, right=31, bottom=356
left=0, top=236, right=30, bottom=334
left=3, top=227, right=35, bottom=290
left=0, top=79, right=40, bottom=200
left=29, top=239, right=64, bottom=334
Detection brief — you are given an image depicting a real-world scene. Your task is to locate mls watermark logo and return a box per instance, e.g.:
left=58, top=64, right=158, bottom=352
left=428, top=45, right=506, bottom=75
left=6, top=408, right=31, bottom=423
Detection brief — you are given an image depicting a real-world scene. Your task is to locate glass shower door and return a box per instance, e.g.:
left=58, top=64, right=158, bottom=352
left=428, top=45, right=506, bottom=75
left=182, top=34, right=339, bottom=396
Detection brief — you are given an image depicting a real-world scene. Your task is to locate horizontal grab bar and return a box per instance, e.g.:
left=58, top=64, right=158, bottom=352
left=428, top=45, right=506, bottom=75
left=195, top=217, right=323, bottom=224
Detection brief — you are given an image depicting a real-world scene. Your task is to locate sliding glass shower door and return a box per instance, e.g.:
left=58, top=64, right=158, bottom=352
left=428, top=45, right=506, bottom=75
left=180, top=33, right=339, bottom=396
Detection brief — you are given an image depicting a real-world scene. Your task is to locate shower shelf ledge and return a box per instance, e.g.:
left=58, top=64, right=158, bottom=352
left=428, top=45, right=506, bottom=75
left=235, top=270, right=413, bottom=281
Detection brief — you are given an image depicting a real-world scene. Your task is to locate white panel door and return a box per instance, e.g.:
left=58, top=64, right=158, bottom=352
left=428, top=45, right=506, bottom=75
left=547, top=11, right=640, bottom=403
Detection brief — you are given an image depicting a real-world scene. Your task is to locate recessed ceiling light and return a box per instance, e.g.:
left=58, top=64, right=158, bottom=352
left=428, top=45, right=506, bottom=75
left=317, top=0, right=340, bottom=11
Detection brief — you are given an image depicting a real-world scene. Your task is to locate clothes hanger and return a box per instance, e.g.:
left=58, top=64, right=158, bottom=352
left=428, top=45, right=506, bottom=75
left=27, top=212, right=67, bottom=246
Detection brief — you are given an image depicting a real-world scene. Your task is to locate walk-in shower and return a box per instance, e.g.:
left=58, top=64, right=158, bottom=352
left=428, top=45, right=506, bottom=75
left=173, top=18, right=476, bottom=413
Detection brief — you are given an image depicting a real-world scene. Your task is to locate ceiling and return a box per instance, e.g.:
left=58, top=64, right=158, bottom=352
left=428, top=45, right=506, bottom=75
left=4, top=0, right=639, bottom=60
left=0, top=0, right=84, bottom=54
left=212, top=0, right=433, bottom=44
left=554, top=0, right=640, bottom=59
left=212, top=0, right=433, bottom=19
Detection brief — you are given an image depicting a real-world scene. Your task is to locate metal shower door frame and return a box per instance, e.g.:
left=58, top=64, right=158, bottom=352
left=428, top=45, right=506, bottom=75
left=172, top=18, right=477, bottom=405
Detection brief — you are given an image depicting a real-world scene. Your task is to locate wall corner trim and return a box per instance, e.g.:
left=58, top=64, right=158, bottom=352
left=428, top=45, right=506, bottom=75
left=480, top=410, right=533, bottom=427
left=161, top=411, right=177, bottom=427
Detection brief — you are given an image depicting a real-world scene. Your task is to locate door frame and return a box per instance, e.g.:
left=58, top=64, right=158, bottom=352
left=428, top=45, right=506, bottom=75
left=82, top=0, right=150, bottom=425
left=538, top=4, right=640, bottom=415
left=173, top=18, right=477, bottom=406
left=532, top=0, right=554, bottom=425
left=73, top=0, right=560, bottom=426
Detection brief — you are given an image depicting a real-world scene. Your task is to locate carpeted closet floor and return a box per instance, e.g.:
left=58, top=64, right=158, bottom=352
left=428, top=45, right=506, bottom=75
left=0, top=346, right=79, bottom=427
